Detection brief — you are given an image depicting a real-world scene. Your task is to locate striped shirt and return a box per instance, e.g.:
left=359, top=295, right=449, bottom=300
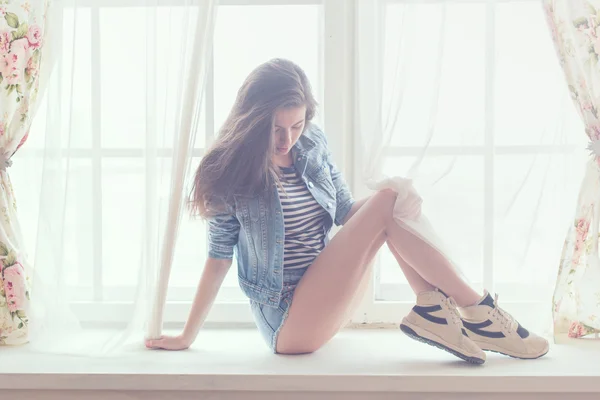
left=278, top=166, right=327, bottom=270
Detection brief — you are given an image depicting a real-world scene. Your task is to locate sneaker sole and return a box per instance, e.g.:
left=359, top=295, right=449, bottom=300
left=400, top=322, right=485, bottom=365
left=474, top=341, right=549, bottom=360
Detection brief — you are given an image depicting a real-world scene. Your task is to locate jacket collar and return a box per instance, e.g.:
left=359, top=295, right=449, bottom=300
left=292, top=128, right=317, bottom=157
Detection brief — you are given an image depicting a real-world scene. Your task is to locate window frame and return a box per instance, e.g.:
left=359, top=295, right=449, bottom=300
left=34, top=0, right=568, bottom=327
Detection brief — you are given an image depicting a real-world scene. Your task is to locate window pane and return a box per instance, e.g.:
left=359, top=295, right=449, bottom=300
left=494, top=151, right=586, bottom=301
left=102, top=158, right=144, bottom=289
left=64, top=7, right=93, bottom=149
left=385, top=3, right=485, bottom=148
left=98, top=6, right=208, bottom=149
left=494, top=2, right=582, bottom=146
left=99, top=8, right=147, bottom=148
left=171, top=179, right=206, bottom=287
left=65, top=159, right=96, bottom=293
left=213, top=5, right=322, bottom=131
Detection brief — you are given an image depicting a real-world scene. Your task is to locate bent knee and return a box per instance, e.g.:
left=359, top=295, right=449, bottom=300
left=368, top=189, right=397, bottom=217
left=377, top=188, right=398, bottom=199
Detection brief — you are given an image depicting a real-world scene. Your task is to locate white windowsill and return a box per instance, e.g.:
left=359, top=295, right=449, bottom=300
left=2, top=328, right=600, bottom=397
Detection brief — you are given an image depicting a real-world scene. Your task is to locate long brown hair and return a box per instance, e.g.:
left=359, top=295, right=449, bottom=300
left=190, top=58, right=318, bottom=217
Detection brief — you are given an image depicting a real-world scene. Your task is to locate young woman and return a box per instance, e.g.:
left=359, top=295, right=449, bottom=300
left=145, top=59, right=549, bottom=364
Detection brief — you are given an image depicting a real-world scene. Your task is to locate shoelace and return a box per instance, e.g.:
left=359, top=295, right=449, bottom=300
left=443, top=297, right=462, bottom=325
left=490, top=294, right=518, bottom=333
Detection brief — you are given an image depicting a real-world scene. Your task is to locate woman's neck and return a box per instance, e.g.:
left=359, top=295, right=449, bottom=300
left=273, top=153, right=293, bottom=168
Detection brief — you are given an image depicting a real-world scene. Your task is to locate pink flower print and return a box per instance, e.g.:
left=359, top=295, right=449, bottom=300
left=587, top=124, right=600, bottom=140
left=17, top=131, right=29, bottom=150
left=2, top=262, right=27, bottom=313
left=25, top=54, right=38, bottom=80
left=575, top=216, right=589, bottom=239
left=10, top=38, right=31, bottom=62
left=593, top=37, right=600, bottom=57
left=0, top=122, right=6, bottom=137
left=568, top=322, right=587, bottom=338
left=588, top=17, right=598, bottom=35
left=572, top=241, right=584, bottom=265
left=571, top=217, right=590, bottom=265
left=1, top=39, right=31, bottom=86
left=546, top=18, right=559, bottom=41
left=0, top=53, right=21, bottom=85
left=576, top=217, right=590, bottom=239
left=26, top=25, right=42, bottom=49
left=0, top=30, right=10, bottom=55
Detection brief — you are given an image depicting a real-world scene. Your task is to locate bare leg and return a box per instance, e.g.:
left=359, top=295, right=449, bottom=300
left=386, top=242, right=435, bottom=294
left=276, top=190, right=480, bottom=354
left=338, top=257, right=375, bottom=329
left=385, top=228, right=480, bottom=307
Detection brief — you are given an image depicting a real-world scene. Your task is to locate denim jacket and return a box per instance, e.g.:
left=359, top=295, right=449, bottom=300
left=207, top=124, right=355, bottom=307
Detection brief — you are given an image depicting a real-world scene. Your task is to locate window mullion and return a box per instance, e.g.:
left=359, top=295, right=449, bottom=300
left=91, top=6, right=104, bottom=302
left=483, top=2, right=496, bottom=292
left=145, top=2, right=159, bottom=318
left=351, top=0, right=381, bottom=323
left=205, top=48, right=215, bottom=150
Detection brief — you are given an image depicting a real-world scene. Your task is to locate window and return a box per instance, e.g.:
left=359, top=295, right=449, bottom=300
left=11, top=0, right=582, bottom=326
left=362, top=0, right=585, bottom=324
left=13, top=0, right=323, bottom=324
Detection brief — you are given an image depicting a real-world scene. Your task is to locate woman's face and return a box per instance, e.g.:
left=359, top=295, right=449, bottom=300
left=271, top=106, right=306, bottom=162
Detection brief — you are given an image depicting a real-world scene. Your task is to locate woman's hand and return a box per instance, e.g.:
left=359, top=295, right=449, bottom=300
left=145, top=335, right=191, bottom=351
left=367, top=177, right=422, bottom=220
left=145, top=259, right=232, bottom=352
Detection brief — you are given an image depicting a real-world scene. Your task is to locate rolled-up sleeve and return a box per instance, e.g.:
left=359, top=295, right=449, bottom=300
left=208, top=211, right=240, bottom=259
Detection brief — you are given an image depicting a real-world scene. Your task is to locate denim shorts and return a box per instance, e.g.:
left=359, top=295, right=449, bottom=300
left=250, top=266, right=308, bottom=353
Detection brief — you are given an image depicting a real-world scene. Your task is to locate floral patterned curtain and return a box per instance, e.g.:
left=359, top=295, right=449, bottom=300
left=0, top=0, right=48, bottom=345
left=544, top=0, right=600, bottom=339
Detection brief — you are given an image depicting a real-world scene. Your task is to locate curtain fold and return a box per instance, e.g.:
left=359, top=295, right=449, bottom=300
left=146, top=0, right=217, bottom=340
left=15, top=0, right=218, bottom=355
left=0, top=0, right=50, bottom=346
left=544, top=0, right=600, bottom=339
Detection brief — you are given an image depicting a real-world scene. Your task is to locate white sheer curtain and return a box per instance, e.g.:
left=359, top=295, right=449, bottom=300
left=356, top=1, right=456, bottom=263
left=8, top=0, right=587, bottom=354
left=12, top=0, right=217, bottom=354
left=356, top=0, right=586, bottom=329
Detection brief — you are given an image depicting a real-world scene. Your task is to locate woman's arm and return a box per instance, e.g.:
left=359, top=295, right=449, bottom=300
left=341, top=197, right=368, bottom=225
left=145, top=257, right=231, bottom=350
left=146, top=207, right=240, bottom=351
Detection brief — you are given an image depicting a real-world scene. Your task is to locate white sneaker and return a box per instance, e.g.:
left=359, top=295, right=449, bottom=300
left=400, top=289, right=486, bottom=364
left=459, top=291, right=549, bottom=359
